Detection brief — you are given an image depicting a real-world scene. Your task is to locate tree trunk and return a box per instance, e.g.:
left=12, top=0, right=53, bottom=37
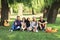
left=1, top=0, right=9, bottom=26
left=47, top=8, right=58, bottom=23
left=47, top=2, right=60, bottom=23
left=43, top=9, right=47, bottom=18
left=43, top=6, right=50, bottom=18
left=32, top=8, right=35, bottom=15
left=18, top=3, right=23, bottom=16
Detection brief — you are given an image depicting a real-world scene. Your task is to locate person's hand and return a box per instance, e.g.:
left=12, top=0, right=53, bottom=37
left=15, top=22, right=17, bottom=25
left=45, top=22, right=47, bottom=24
left=40, top=27, right=42, bottom=29
left=38, top=22, right=41, bottom=24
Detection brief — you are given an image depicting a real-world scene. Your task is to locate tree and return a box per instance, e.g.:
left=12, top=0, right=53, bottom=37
left=47, top=1, right=60, bottom=23
left=18, top=3, right=23, bottom=16
left=43, top=7, right=49, bottom=18
left=1, top=0, right=9, bottom=25
left=43, top=0, right=54, bottom=18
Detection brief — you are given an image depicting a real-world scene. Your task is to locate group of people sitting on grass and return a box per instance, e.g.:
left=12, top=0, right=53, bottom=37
left=3, top=16, right=58, bottom=33
left=9, top=16, right=47, bottom=32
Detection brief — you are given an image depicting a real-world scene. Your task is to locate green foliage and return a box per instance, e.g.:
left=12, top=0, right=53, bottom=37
left=8, top=0, right=15, bottom=4
left=12, top=4, right=18, bottom=13
left=8, top=0, right=60, bottom=13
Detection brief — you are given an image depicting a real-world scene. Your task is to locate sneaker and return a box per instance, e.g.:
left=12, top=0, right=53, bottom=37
left=10, top=30, right=13, bottom=32
left=36, top=30, right=38, bottom=32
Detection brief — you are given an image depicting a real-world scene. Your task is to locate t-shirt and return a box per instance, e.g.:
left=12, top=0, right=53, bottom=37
left=31, top=21, right=38, bottom=27
left=38, top=20, right=45, bottom=23
left=26, top=20, right=30, bottom=27
left=38, top=20, right=46, bottom=27
left=14, top=20, right=21, bottom=27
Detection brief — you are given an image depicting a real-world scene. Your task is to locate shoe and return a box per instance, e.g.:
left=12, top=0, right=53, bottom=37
left=10, top=30, right=13, bottom=32
left=36, top=30, right=38, bottom=32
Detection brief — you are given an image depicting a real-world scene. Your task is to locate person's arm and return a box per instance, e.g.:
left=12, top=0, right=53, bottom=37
left=45, top=21, right=47, bottom=24
left=40, top=20, right=47, bottom=24
left=30, top=21, right=33, bottom=27
left=38, top=21, right=42, bottom=24
left=41, top=21, right=47, bottom=25
left=36, top=21, right=38, bottom=27
left=38, top=22, right=44, bottom=24
left=14, top=20, right=17, bottom=25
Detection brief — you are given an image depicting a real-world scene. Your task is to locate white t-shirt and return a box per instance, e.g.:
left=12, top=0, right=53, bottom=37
left=30, top=21, right=38, bottom=27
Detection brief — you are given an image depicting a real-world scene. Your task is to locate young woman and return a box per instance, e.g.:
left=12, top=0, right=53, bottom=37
left=4, top=20, right=10, bottom=27
left=26, top=17, right=32, bottom=31
left=31, top=17, right=38, bottom=32
left=21, top=17, right=26, bottom=31
left=38, top=16, right=47, bottom=31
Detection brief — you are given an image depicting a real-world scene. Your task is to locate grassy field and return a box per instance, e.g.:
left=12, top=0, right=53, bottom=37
left=0, top=17, right=60, bottom=40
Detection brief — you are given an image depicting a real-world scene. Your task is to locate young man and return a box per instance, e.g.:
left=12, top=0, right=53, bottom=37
left=11, top=16, right=21, bottom=31
left=38, top=16, right=47, bottom=31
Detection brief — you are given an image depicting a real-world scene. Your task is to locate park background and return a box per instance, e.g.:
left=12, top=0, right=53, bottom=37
left=0, top=0, right=60, bottom=40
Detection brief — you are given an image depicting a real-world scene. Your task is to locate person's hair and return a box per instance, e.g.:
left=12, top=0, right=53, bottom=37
left=22, top=17, right=26, bottom=22
left=32, top=17, right=36, bottom=21
left=17, top=16, right=20, bottom=18
left=22, top=17, right=26, bottom=20
left=27, top=17, right=30, bottom=21
left=40, top=16, right=43, bottom=18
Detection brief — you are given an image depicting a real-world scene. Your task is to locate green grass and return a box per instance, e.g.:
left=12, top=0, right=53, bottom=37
left=0, top=17, right=60, bottom=40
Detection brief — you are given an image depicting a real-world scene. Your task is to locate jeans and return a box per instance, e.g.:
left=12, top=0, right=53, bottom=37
left=11, top=24, right=20, bottom=30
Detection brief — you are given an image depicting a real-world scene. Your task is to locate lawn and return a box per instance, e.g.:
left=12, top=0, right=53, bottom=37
left=0, top=17, right=60, bottom=40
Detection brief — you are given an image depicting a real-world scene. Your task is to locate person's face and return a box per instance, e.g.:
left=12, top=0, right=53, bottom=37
left=33, top=17, right=36, bottom=21
left=22, top=17, right=26, bottom=21
left=17, top=17, right=20, bottom=20
left=40, top=17, right=43, bottom=20
left=28, top=18, right=30, bottom=21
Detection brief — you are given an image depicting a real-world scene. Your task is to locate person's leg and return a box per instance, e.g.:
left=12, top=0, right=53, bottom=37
left=42, top=24, right=46, bottom=30
left=21, top=23, right=23, bottom=30
left=33, top=27, right=35, bottom=32
left=33, top=26, right=37, bottom=32
left=39, top=25, right=42, bottom=30
left=22, top=26, right=25, bottom=31
left=35, top=27, right=38, bottom=32
left=24, top=26, right=26, bottom=30
left=11, top=24, right=16, bottom=31
left=21, top=25, right=26, bottom=31
left=27, top=27, right=32, bottom=31
left=39, top=24, right=45, bottom=31
left=42, top=27, right=45, bottom=31
left=44, top=24, right=47, bottom=29
left=16, top=26, right=20, bottom=30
